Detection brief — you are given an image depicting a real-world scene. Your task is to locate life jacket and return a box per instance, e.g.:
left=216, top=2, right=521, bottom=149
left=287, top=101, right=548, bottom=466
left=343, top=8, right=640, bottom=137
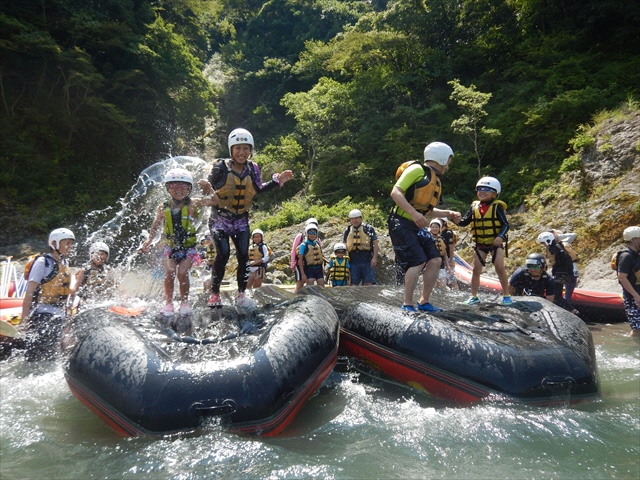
left=24, top=254, right=57, bottom=283
left=394, top=162, right=441, bottom=215
left=203, top=244, right=216, bottom=262
left=328, top=255, right=349, bottom=281
left=80, top=264, right=109, bottom=296
left=519, top=269, right=550, bottom=296
left=471, top=199, right=508, bottom=246
left=249, top=243, right=271, bottom=264
left=163, top=202, right=197, bottom=249
left=408, top=166, right=441, bottom=214
left=345, top=225, right=372, bottom=252
left=31, top=256, right=71, bottom=306
left=434, top=235, right=447, bottom=258
left=612, top=248, right=640, bottom=285
left=291, top=233, right=323, bottom=268
left=299, top=241, right=323, bottom=266
left=213, top=159, right=258, bottom=216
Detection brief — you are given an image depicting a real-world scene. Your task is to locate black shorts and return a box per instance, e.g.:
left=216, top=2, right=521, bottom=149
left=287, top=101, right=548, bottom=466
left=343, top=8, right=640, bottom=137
left=388, top=214, right=440, bottom=270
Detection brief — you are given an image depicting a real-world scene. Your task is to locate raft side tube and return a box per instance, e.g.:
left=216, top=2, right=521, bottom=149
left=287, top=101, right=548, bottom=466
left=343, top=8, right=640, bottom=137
left=65, top=295, right=340, bottom=436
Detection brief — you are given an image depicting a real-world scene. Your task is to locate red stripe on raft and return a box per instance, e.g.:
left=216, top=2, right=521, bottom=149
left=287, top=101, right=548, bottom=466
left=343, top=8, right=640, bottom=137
left=232, top=344, right=339, bottom=436
left=0, top=297, right=23, bottom=309
left=65, top=374, right=145, bottom=437
left=339, top=329, right=487, bottom=403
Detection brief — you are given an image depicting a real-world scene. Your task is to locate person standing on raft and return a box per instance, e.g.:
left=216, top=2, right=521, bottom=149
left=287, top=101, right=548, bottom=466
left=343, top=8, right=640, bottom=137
left=388, top=141, right=461, bottom=313
left=198, top=128, right=293, bottom=307
left=141, top=168, right=217, bottom=317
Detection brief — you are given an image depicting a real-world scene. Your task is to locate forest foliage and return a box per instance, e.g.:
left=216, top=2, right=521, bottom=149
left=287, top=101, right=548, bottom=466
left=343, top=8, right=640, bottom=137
left=1, top=0, right=639, bottom=233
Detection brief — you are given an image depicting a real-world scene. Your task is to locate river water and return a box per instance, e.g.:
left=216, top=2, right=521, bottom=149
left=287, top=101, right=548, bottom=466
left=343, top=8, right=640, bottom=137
left=1, top=321, right=638, bottom=479
left=2, top=157, right=639, bottom=478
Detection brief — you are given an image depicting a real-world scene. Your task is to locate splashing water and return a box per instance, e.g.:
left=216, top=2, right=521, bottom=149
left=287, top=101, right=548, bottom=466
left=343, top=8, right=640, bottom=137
left=73, top=156, right=212, bottom=301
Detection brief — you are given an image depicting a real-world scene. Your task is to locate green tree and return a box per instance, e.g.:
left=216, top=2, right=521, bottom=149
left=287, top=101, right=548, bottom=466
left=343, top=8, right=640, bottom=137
left=449, top=79, right=501, bottom=178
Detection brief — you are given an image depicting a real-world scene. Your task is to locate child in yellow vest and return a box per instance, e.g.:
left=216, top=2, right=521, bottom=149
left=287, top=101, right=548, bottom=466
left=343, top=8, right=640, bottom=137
left=327, top=243, right=350, bottom=287
left=457, top=177, right=511, bottom=305
left=141, top=168, right=217, bottom=317
left=247, top=229, right=270, bottom=289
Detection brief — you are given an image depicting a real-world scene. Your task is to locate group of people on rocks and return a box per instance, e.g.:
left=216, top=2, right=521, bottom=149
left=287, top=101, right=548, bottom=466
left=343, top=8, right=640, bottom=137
left=18, top=130, right=640, bottom=360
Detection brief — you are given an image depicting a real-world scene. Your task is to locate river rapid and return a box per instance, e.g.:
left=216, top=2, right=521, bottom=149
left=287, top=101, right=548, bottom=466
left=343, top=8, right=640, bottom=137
left=0, top=322, right=638, bottom=480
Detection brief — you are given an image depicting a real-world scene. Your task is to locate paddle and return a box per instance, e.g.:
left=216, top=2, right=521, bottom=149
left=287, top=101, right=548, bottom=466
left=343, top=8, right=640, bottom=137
left=0, top=320, right=18, bottom=338
left=108, top=306, right=146, bottom=317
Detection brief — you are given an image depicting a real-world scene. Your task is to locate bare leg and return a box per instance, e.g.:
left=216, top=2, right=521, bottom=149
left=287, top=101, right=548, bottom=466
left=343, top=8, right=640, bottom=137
left=403, top=263, right=425, bottom=306
left=176, top=258, right=193, bottom=303
left=493, top=249, right=509, bottom=294
left=418, top=257, right=440, bottom=305
left=471, top=251, right=486, bottom=297
left=164, top=257, right=177, bottom=304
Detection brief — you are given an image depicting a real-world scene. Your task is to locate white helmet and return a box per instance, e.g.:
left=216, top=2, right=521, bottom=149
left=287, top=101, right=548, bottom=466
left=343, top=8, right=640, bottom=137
left=49, top=228, right=75, bottom=250
left=305, top=217, right=318, bottom=226
left=305, top=224, right=319, bottom=235
left=228, top=128, right=254, bottom=155
left=333, top=242, right=347, bottom=252
left=623, top=226, right=640, bottom=241
left=90, top=242, right=110, bottom=261
left=429, top=218, right=442, bottom=228
left=439, top=217, right=448, bottom=226
left=537, top=232, right=555, bottom=246
left=251, top=229, right=264, bottom=239
left=423, top=142, right=454, bottom=166
left=476, top=176, right=501, bottom=195
left=348, top=209, right=362, bottom=219
left=164, top=168, right=193, bottom=186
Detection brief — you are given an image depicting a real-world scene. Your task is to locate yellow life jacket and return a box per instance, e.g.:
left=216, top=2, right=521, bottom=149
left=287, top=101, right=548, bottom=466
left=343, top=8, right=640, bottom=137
left=163, top=203, right=197, bottom=249
left=36, top=258, right=71, bottom=306
left=345, top=226, right=372, bottom=252
left=215, top=159, right=258, bottom=215
left=328, top=255, right=349, bottom=281
left=299, top=242, right=323, bottom=266
left=204, top=244, right=215, bottom=262
left=249, top=243, right=266, bottom=263
left=82, top=265, right=108, bottom=291
left=471, top=199, right=508, bottom=246
left=397, top=164, right=441, bottom=215
left=434, top=236, right=447, bottom=258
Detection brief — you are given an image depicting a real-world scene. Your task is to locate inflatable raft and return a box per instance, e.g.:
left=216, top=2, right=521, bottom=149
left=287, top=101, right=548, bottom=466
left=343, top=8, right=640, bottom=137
left=65, top=289, right=339, bottom=437
left=301, top=285, right=599, bottom=405
left=453, top=255, right=625, bottom=323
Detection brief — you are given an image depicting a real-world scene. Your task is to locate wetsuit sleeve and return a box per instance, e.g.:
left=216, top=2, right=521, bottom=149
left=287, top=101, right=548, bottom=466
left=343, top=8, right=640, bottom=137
left=457, top=206, right=475, bottom=227
left=208, top=159, right=227, bottom=189
left=251, top=162, right=280, bottom=193
left=343, top=227, right=350, bottom=243
left=495, top=203, right=509, bottom=238
left=509, top=269, right=524, bottom=288
left=545, top=277, right=557, bottom=296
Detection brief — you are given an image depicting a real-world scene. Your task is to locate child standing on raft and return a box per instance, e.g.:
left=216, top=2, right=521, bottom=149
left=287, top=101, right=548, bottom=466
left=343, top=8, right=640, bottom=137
left=458, top=176, right=512, bottom=306
left=326, top=243, right=350, bottom=287
left=140, top=168, right=217, bottom=317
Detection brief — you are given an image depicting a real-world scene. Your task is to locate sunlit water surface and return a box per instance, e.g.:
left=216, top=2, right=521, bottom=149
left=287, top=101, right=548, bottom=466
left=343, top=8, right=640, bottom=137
left=1, top=323, right=638, bottom=480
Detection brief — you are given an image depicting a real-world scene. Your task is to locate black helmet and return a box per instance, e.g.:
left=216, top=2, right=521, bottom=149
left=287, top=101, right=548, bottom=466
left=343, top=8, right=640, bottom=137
left=526, top=253, right=546, bottom=269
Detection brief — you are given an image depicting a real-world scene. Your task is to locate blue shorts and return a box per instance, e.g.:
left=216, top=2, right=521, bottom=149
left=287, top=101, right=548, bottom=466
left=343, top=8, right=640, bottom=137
left=623, top=296, right=640, bottom=330
left=303, top=265, right=324, bottom=280
left=350, top=262, right=376, bottom=285
left=388, top=214, right=440, bottom=271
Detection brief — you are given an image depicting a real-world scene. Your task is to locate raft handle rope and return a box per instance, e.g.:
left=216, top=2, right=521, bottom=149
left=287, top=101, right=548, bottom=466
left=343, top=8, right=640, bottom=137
left=190, top=399, right=237, bottom=417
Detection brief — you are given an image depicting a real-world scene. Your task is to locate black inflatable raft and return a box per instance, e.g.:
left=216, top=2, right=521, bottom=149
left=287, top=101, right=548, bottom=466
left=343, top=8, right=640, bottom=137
left=64, top=290, right=339, bottom=436
left=301, top=286, right=599, bottom=405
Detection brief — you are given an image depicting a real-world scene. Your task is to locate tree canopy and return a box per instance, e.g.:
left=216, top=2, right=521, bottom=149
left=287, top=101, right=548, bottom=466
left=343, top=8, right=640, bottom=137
left=1, top=0, right=638, bottom=230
